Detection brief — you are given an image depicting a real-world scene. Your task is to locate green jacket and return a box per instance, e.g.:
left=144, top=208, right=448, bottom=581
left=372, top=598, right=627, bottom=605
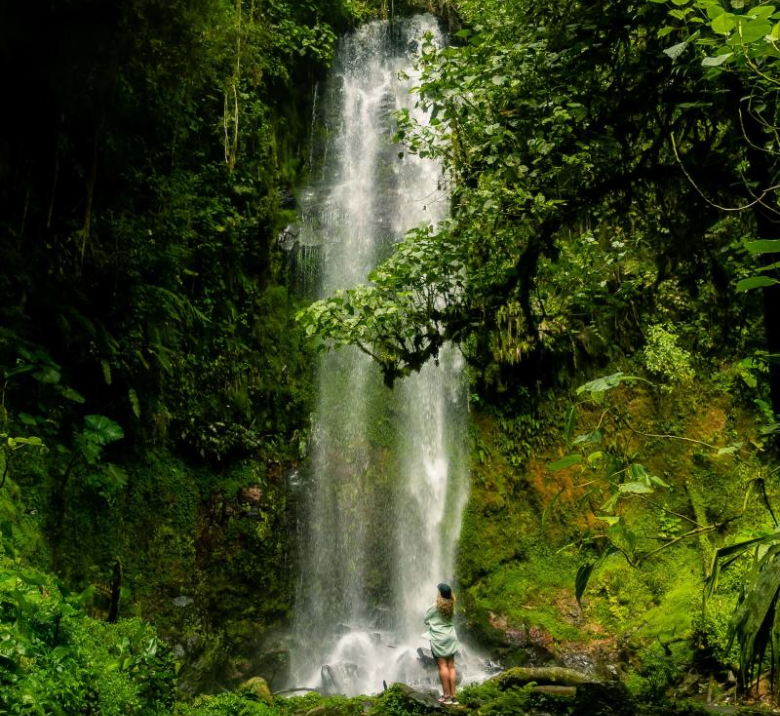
left=422, top=604, right=459, bottom=657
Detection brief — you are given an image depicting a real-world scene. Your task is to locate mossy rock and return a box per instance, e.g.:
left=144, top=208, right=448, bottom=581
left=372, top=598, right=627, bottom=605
left=239, top=676, right=274, bottom=704
left=370, top=684, right=443, bottom=714
left=491, top=666, right=592, bottom=689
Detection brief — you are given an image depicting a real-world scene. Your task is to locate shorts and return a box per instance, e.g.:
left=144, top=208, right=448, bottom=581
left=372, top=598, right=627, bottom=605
left=431, top=644, right=456, bottom=660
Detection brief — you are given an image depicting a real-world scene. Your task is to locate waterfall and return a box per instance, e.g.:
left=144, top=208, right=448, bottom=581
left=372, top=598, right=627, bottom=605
left=289, top=15, right=477, bottom=697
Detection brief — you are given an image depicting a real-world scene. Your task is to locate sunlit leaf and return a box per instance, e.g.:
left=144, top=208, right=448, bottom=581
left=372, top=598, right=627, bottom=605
left=619, top=481, right=654, bottom=494
left=547, top=454, right=582, bottom=471
left=702, top=52, right=733, bottom=66
left=737, top=276, right=780, bottom=291
left=745, top=239, right=780, bottom=254
left=575, top=563, right=595, bottom=607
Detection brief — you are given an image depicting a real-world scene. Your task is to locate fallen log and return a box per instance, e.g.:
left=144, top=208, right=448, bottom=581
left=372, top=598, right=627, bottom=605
left=530, top=685, right=577, bottom=698
left=491, top=666, right=593, bottom=689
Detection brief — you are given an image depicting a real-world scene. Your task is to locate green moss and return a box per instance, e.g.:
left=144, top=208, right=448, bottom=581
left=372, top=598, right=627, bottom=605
left=587, top=547, right=701, bottom=645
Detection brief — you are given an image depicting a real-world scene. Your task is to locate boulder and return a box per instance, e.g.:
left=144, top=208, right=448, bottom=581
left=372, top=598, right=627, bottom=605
left=492, top=667, right=635, bottom=716
left=390, top=683, right=442, bottom=712
left=240, top=676, right=274, bottom=704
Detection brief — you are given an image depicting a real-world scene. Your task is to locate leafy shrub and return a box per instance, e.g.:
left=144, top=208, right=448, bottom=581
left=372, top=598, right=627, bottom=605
left=642, top=324, right=695, bottom=384
left=0, top=557, right=175, bottom=716
left=174, top=693, right=273, bottom=716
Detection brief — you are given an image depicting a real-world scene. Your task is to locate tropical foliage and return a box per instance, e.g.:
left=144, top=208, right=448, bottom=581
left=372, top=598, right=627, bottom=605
left=299, top=0, right=773, bottom=400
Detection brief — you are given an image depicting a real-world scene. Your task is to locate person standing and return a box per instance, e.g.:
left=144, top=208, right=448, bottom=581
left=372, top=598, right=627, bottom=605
left=422, top=582, right=459, bottom=705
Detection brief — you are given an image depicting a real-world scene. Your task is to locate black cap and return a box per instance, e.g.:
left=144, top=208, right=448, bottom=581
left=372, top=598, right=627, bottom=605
left=437, top=582, right=452, bottom=599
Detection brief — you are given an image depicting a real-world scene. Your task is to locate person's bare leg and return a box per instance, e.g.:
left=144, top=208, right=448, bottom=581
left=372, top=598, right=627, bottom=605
left=437, top=658, right=450, bottom=698
left=447, top=657, right=456, bottom=699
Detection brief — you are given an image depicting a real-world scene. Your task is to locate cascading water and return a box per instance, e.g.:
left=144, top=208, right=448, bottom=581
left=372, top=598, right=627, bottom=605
left=289, top=15, right=482, bottom=697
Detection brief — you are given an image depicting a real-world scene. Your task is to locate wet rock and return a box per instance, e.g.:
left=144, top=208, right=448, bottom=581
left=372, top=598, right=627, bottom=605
left=559, top=651, right=602, bottom=679
left=279, top=191, right=297, bottom=210
left=278, top=224, right=300, bottom=251
left=240, top=676, right=274, bottom=705
left=252, top=631, right=292, bottom=690
left=484, top=613, right=556, bottom=666
left=417, top=646, right=437, bottom=669
left=321, top=662, right=366, bottom=694
left=390, top=683, right=442, bottom=712
left=333, top=622, right=352, bottom=637
left=173, top=595, right=194, bottom=608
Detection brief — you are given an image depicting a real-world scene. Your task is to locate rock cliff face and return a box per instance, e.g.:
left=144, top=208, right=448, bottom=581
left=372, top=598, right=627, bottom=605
left=454, top=376, right=769, bottom=702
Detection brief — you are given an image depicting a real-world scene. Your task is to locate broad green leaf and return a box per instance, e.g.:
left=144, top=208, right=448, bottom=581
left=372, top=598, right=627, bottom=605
left=547, top=454, right=582, bottom=471
left=745, top=239, right=780, bottom=254
left=601, top=493, right=620, bottom=512
left=33, top=366, right=60, bottom=384
left=576, top=372, right=647, bottom=395
left=129, top=388, right=141, bottom=419
left=58, top=386, right=86, bottom=403
left=8, top=436, right=44, bottom=448
left=702, top=52, right=733, bottom=66
left=577, top=372, right=624, bottom=394
left=83, top=415, right=124, bottom=444
left=712, top=12, right=736, bottom=33
left=573, top=429, right=603, bottom=445
left=101, top=359, right=112, bottom=385
left=748, top=6, right=775, bottom=21
left=740, top=19, right=772, bottom=43
left=618, top=481, right=654, bottom=494
left=575, top=563, right=595, bottom=607
left=717, top=444, right=740, bottom=456
left=663, top=41, right=689, bottom=59
left=737, top=276, right=780, bottom=291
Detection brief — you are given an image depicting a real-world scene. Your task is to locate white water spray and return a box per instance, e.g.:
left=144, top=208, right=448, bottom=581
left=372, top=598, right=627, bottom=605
left=289, top=15, right=484, bottom=697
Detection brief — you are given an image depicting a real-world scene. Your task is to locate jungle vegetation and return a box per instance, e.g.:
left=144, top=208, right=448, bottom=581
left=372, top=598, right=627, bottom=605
left=1, top=0, right=780, bottom=714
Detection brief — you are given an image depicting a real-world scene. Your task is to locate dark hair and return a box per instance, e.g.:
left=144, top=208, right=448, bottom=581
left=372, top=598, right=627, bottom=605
left=437, top=582, right=452, bottom=599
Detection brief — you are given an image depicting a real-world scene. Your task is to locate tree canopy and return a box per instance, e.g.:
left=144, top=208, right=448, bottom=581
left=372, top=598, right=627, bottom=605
left=300, top=0, right=776, bottom=401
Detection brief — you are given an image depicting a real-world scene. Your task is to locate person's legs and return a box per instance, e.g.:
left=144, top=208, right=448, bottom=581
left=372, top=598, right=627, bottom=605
left=436, top=657, right=450, bottom=698
left=446, top=657, right=457, bottom=700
